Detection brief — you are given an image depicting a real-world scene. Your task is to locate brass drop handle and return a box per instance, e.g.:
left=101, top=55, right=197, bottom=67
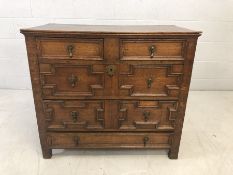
left=74, top=136, right=80, bottom=145
left=143, top=136, right=149, bottom=146
left=106, top=65, right=116, bottom=77
left=70, top=111, right=79, bottom=122
left=143, top=111, right=150, bottom=122
left=68, top=74, right=78, bottom=87
left=67, top=45, right=74, bottom=58
left=149, top=45, right=155, bottom=58
left=147, top=77, right=153, bottom=88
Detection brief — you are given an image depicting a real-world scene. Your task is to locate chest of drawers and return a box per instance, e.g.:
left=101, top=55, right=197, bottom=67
left=21, top=24, right=201, bottom=159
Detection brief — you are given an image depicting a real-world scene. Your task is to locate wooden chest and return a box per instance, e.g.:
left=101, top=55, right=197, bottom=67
left=20, top=24, right=201, bottom=159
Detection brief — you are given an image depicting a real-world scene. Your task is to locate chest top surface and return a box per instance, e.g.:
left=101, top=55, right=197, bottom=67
left=20, top=23, right=201, bottom=36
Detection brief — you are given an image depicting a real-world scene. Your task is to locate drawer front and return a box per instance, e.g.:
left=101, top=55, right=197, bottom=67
left=43, top=100, right=177, bottom=132
left=46, top=133, right=172, bottom=149
left=120, top=39, right=185, bottom=60
left=117, top=100, right=177, bottom=130
left=40, top=63, right=105, bottom=98
left=119, top=64, right=183, bottom=98
left=44, top=100, right=104, bottom=131
left=37, top=38, right=103, bottom=60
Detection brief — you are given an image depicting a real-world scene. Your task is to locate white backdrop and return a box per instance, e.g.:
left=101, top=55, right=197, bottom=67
left=0, top=0, right=233, bottom=90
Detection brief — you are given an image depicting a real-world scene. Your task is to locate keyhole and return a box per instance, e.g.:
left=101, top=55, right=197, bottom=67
left=106, top=65, right=116, bottom=76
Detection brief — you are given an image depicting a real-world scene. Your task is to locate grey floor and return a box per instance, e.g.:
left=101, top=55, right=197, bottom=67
left=0, top=90, right=233, bottom=175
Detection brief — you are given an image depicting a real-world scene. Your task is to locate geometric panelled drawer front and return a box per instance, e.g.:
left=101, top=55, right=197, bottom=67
left=118, top=100, right=178, bottom=131
left=43, top=100, right=104, bottom=131
left=21, top=24, right=201, bottom=159
left=40, top=63, right=183, bottom=99
left=40, top=64, right=105, bottom=98
left=119, top=64, right=183, bottom=98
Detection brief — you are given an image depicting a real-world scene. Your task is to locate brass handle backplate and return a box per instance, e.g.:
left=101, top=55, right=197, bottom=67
left=147, top=77, right=153, bottom=88
left=74, top=136, right=79, bottom=145
left=143, top=136, right=149, bottom=146
left=149, top=45, right=155, bottom=58
left=68, top=74, right=78, bottom=87
left=70, top=111, right=79, bottom=122
left=106, top=65, right=116, bottom=77
left=143, top=111, right=150, bottom=122
left=67, top=45, right=74, bottom=58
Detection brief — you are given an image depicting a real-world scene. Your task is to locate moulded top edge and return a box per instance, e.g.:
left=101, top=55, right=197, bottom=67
left=20, top=23, right=202, bottom=36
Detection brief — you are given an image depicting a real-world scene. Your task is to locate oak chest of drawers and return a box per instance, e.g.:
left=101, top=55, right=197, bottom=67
left=21, top=24, right=201, bottom=159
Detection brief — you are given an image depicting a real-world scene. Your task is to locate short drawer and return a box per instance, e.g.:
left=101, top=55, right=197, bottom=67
left=46, top=133, right=172, bottom=149
left=37, top=38, right=103, bottom=60
left=44, top=100, right=105, bottom=131
left=119, top=64, right=183, bottom=98
left=43, top=100, right=177, bottom=132
left=117, top=100, right=177, bottom=130
left=120, top=39, right=185, bottom=60
left=40, top=63, right=105, bottom=98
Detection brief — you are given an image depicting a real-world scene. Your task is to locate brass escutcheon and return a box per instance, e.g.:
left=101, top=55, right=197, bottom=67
left=106, top=65, right=116, bottom=76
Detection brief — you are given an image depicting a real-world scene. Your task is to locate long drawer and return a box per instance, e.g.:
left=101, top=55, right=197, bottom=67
left=39, top=63, right=183, bottom=99
left=46, top=132, right=172, bottom=149
left=43, top=100, right=177, bottom=132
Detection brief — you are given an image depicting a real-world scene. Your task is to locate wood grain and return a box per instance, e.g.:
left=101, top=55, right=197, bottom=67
left=21, top=24, right=201, bottom=159
left=37, top=38, right=103, bottom=60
